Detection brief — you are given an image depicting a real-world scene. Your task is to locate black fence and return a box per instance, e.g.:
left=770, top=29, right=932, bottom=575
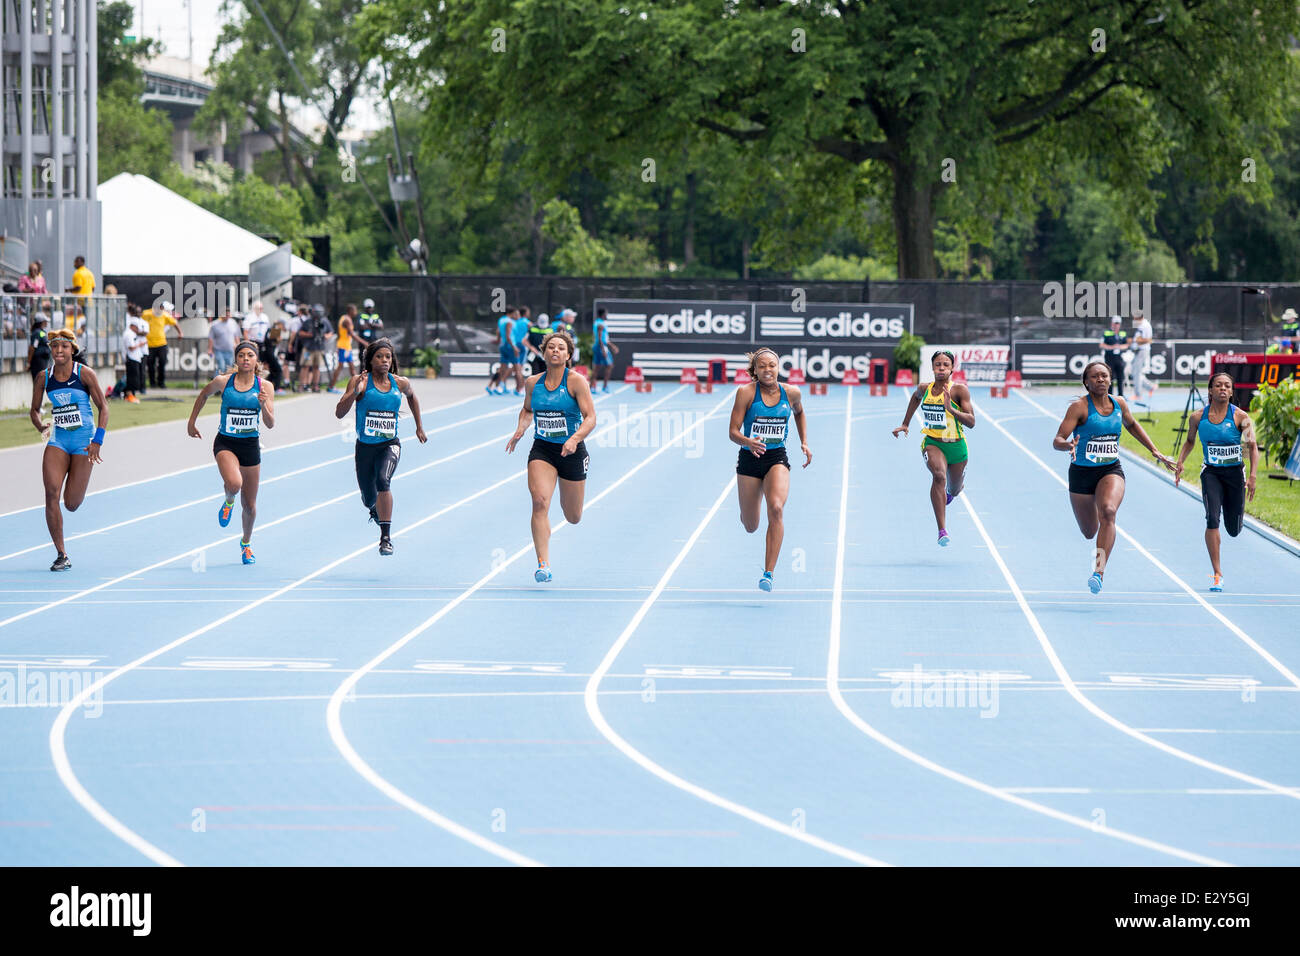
left=106, top=273, right=1297, bottom=357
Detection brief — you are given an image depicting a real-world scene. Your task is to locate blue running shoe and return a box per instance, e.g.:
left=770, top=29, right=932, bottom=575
left=937, top=529, right=950, bottom=547
left=759, top=571, right=774, bottom=592
left=534, top=562, right=552, bottom=583
left=1088, top=571, right=1103, bottom=594
left=218, top=498, right=234, bottom=527
left=1210, top=573, right=1223, bottom=592
left=241, top=542, right=256, bottom=565
left=485, top=384, right=494, bottom=395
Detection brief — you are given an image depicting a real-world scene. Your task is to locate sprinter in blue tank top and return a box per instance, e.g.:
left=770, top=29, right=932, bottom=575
left=506, top=329, right=597, bottom=583
left=1173, top=370, right=1258, bottom=591
left=187, top=340, right=276, bottom=565
left=1053, top=361, right=1174, bottom=594
left=335, top=337, right=428, bottom=556
left=729, top=347, right=810, bottom=592
left=29, top=329, right=109, bottom=571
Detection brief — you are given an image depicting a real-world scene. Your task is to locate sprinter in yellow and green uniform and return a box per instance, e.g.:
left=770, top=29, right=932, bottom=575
left=892, top=350, right=974, bottom=548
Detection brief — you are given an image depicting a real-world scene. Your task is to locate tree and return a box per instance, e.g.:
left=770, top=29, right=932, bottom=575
left=97, top=1, right=173, bottom=181
left=360, top=0, right=1300, bottom=279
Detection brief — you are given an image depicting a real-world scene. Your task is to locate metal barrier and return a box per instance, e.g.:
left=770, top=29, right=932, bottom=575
left=1, top=292, right=128, bottom=375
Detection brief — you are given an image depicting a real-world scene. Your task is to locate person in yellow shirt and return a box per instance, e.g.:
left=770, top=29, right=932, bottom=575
left=143, top=300, right=180, bottom=390
left=327, top=304, right=357, bottom=393
left=65, top=255, right=96, bottom=330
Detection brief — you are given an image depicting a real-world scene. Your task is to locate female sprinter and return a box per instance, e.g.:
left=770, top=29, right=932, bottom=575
left=1174, top=370, right=1258, bottom=591
left=506, top=330, right=597, bottom=583
left=1053, top=361, right=1174, bottom=593
left=729, top=347, right=810, bottom=592
left=30, top=329, right=108, bottom=571
left=892, top=350, right=974, bottom=547
left=187, top=340, right=275, bottom=565
left=334, top=337, right=427, bottom=555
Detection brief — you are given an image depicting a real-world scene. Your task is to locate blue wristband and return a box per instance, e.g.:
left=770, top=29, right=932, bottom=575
left=93, top=427, right=105, bottom=445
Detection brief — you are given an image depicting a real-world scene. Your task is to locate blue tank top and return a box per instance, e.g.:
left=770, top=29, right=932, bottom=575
left=512, top=317, right=529, bottom=346
left=498, top=315, right=514, bottom=345
left=1072, top=394, right=1121, bottom=467
left=1198, top=404, right=1243, bottom=468
left=44, top=363, right=93, bottom=433
left=531, top=367, right=582, bottom=443
left=218, top=373, right=261, bottom=437
left=355, top=372, right=402, bottom=443
left=594, top=318, right=609, bottom=346
left=742, top=384, right=792, bottom=449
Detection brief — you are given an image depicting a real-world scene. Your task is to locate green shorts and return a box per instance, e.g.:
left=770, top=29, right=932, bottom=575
left=922, top=436, right=968, bottom=465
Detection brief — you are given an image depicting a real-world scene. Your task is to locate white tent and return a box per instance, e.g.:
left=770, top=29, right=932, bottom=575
left=98, top=173, right=326, bottom=276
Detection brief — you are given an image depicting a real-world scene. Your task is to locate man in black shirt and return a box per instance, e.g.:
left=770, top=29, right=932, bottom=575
left=1101, top=316, right=1129, bottom=396
left=27, top=312, right=50, bottom=377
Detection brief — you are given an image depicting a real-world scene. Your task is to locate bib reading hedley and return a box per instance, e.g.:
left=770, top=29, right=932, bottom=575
left=535, top=411, right=567, bottom=440
left=224, top=408, right=259, bottom=435
left=751, top=415, right=787, bottom=445
left=921, top=403, right=947, bottom=430
left=52, top=403, right=83, bottom=429
left=1084, top=435, right=1120, bottom=465
left=1205, top=442, right=1242, bottom=467
left=364, top=409, right=397, bottom=440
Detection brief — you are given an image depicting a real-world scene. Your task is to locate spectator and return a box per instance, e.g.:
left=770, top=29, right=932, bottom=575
left=27, top=311, right=50, bottom=377
left=328, top=304, right=357, bottom=392
left=143, top=300, right=180, bottom=391
left=296, top=304, right=331, bottom=393
left=18, top=260, right=46, bottom=295
left=208, top=309, right=241, bottom=372
left=358, top=297, right=382, bottom=345
left=281, top=302, right=303, bottom=390
left=66, top=255, right=95, bottom=297
left=121, top=310, right=147, bottom=404
left=242, top=300, right=282, bottom=390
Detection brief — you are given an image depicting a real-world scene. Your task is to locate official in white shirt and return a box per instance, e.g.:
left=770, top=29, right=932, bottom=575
left=1129, top=310, right=1154, bottom=399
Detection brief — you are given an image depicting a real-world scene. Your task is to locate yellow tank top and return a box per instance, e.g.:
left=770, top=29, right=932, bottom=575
left=920, top=382, right=963, bottom=441
left=337, top=318, right=352, bottom=351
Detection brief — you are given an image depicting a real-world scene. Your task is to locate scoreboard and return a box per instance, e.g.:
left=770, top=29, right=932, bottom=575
left=1210, top=353, right=1300, bottom=402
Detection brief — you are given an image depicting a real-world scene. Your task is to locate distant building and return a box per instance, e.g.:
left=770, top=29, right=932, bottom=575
left=142, top=55, right=306, bottom=174
left=0, top=0, right=100, bottom=283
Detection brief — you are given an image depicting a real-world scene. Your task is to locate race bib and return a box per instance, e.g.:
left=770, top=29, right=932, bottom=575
left=751, top=415, right=787, bottom=444
left=921, top=403, right=948, bottom=430
left=363, top=410, right=397, bottom=439
left=536, top=411, right=568, bottom=439
left=1084, top=435, right=1119, bottom=464
left=52, top=404, right=82, bottom=429
left=225, top=409, right=258, bottom=434
left=1206, top=442, right=1242, bottom=467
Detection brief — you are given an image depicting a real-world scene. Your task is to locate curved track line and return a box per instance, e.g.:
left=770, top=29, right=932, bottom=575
left=826, top=388, right=1232, bottom=866
left=46, top=387, right=642, bottom=865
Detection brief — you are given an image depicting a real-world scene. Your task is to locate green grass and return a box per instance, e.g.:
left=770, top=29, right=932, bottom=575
left=1120, top=411, right=1300, bottom=541
left=0, top=392, right=303, bottom=450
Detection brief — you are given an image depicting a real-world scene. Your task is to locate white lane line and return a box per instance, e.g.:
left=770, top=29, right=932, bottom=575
left=0, top=392, right=491, bottom=520
left=0, top=398, right=552, bottom=563
left=961, top=489, right=1300, bottom=807
left=326, top=385, right=718, bottom=867
left=47, top=388, right=680, bottom=867
left=0, top=388, right=637, bottom=632
left=981, top=399, right=1300, bottom=691
left=583, top=478, right=890, bottom=866
left=826, top=388, right=1231, bottom=866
